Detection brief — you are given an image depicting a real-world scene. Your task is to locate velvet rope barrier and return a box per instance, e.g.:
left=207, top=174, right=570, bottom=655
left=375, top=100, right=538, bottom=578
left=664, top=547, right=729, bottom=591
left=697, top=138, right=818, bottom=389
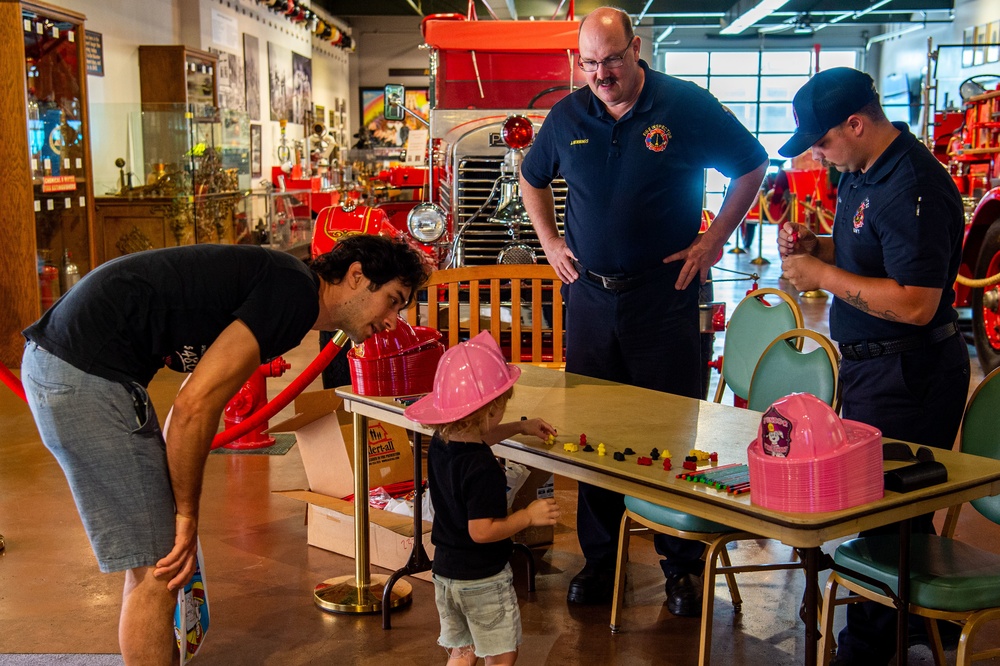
left=210, top=330, right=349, bottom=449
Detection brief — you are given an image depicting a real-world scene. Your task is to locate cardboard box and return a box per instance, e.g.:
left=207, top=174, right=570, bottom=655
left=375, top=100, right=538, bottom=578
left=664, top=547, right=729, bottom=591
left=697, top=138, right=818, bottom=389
left=276, top=489, right=434, bottom=582
left=509, top=467, right=555, bottom=547
left=270, top=389, right=414, bottom=499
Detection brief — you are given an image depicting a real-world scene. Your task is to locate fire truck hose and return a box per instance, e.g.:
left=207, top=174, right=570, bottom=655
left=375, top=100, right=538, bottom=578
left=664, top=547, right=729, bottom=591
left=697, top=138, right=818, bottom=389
left=211, top=329, right=349, bottom=449
left=0, top=332, right=350, bottom=446
left=955, top=272, right=1000, bottom=288
left=0, top=363, right=26, bottom=403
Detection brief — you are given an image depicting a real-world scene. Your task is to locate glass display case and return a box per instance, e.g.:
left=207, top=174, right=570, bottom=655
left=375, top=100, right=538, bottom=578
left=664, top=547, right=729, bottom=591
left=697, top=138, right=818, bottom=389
left=92, top=103, right=252, bottom=262
left=23, top=0, right=95, bottom=308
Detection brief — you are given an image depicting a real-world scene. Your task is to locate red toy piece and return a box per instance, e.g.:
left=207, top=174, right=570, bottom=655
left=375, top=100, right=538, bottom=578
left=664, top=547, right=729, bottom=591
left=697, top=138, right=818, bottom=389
left=580, top=433, right=587, bottom=445
left=682, top=460, right=697, bottom=471
left=663, top=458, right=672, bottom=471
left=709, top=451, right=719, bottom=462
left=637, top=456, right=652, bottom=466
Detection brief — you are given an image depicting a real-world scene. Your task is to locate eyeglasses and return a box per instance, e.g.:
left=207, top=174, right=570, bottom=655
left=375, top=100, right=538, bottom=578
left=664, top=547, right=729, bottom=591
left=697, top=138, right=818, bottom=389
left=578, top=36, right=635, bottom=73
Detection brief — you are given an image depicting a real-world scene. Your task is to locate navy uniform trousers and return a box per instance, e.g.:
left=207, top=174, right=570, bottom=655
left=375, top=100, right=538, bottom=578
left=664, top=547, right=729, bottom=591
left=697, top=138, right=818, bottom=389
left=835, top=332, right=970, bottom=664
left=564, top=264, right=707, bottom=577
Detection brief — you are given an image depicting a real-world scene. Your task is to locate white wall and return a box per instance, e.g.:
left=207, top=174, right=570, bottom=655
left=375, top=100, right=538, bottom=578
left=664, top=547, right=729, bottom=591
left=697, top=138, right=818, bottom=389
left=876, top=0, right=1000, bottom=118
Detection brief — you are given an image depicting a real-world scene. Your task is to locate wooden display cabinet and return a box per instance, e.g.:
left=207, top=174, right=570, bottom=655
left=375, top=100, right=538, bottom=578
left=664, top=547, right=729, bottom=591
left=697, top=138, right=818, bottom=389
left=138, top=45, right=218, bottom=117
left=0, top=0, right=96, bottom=368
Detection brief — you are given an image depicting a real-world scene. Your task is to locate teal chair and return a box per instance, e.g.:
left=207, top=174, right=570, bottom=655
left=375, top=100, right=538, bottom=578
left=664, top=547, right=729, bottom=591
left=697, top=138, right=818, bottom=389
left=747, top=328, right=840, bottom=413
left=818, top=366, right=1000, bottom=666
left=713, top=288, right=803, bottom=406
left=610, top=499, right=807, bottom=666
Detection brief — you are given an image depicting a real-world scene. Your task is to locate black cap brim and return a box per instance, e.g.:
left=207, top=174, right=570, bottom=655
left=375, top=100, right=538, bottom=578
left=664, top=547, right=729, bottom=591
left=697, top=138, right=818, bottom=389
left=778, top=130, right=825, bottom=158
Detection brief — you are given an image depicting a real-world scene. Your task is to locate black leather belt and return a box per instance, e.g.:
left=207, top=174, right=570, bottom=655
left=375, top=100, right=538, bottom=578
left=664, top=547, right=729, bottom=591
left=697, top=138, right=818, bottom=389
left=838, top=321, right=959, bottom=361
left=576, top=261, right=666, bottom=292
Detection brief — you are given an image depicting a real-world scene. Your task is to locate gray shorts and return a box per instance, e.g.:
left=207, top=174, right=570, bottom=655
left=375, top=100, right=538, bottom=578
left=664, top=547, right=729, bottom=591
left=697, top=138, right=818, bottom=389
left=21, top=342, right=176, bottom=572
left=433, top=564, right=521, bottom=658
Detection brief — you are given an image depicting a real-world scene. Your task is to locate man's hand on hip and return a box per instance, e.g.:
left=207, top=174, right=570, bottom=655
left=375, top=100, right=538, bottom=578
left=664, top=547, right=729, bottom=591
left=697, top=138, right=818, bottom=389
left=540, top=237, right=579, bottom=283
left=663, top=235, right=718, bottom=290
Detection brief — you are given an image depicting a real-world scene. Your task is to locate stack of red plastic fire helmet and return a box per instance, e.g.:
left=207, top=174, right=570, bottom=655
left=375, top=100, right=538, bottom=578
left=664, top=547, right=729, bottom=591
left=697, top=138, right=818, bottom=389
left=348, top=316, right=444, bottom=396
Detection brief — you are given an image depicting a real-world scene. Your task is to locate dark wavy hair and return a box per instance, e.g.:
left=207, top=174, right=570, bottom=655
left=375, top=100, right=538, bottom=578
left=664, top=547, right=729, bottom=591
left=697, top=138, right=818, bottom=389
left=308, top=235, right=429, bottom=305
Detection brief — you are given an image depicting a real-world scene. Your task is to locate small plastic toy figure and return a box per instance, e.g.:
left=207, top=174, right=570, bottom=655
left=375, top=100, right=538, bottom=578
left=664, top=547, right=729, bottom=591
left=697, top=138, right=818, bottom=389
left=613, top=451, right=625, bottom=462
left=580, top=433, right=587, bottom=445
left=582, top=444, right=594, bottom=452
left=637, top=456, right=652, bottom=466
left=563, top=442, right=579, bottom=453
left=662, top=458, right=672, bottom=471
left=597, top=443, right=606, bottom=456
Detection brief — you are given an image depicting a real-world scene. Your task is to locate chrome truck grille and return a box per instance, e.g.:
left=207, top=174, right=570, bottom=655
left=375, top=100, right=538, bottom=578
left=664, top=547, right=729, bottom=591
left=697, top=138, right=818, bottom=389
left=443, top=156, right=568, bottom=266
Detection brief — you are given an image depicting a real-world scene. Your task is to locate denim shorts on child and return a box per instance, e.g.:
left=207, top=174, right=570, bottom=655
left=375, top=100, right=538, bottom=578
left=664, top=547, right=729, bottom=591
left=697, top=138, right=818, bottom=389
left=21, top=342, right=176, bottom=573
left=432, top=564, right=521, bottom=658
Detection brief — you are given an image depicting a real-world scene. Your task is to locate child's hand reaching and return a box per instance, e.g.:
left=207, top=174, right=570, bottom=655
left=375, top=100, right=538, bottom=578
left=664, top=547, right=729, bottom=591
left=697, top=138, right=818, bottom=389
left=520, top=418, right=556, bottom=441
left=526, top=498, right=560, bottom=526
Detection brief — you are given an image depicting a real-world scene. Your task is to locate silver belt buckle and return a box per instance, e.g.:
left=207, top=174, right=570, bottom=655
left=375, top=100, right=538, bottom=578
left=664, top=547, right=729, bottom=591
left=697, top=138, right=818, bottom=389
left=600, top=274, right=614, bottom=290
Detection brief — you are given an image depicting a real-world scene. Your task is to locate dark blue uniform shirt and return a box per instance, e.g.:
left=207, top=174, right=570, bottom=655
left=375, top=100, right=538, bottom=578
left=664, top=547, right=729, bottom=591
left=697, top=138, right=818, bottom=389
left=520, top=60, right=767, bottom=275
left=830, top=122, right=963, bottom=344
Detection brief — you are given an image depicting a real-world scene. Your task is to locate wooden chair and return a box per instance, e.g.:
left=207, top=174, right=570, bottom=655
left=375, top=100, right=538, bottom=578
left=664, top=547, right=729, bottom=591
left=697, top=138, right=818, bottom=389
left=405, top=264, right=564, bottom=367
left=713, top=288, right=804, bottom=406
left=747, top=328, right=841, bottom=413
left=818, top=366, right=1000, bottom=666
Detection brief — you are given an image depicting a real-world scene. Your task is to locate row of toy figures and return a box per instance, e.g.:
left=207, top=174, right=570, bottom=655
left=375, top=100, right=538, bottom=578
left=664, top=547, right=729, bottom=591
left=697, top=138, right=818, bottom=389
left=253, top=0, right=355, bottom=51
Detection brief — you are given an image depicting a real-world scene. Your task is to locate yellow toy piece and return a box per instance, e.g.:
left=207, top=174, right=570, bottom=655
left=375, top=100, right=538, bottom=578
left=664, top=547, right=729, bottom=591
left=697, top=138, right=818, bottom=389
left=563, top=442, right=579, bottom=453
left=597, top=443, right=606, bottom=456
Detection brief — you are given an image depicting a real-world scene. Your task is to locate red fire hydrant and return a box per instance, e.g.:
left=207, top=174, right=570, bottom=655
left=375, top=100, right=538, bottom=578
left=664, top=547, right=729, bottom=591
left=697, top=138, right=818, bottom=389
left=222, top=357, right=291, bottom=450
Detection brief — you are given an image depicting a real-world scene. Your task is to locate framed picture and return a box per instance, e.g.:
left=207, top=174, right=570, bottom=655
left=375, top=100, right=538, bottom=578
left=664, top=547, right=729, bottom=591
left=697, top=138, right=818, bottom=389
left=359, top=87, right=429, bottom=148
left=250, top=124, right=262, bottom=178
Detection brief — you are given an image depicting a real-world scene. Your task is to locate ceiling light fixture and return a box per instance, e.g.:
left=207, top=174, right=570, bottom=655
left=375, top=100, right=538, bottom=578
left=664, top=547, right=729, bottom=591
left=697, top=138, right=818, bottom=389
left=719, top=0, right=791, bottom=35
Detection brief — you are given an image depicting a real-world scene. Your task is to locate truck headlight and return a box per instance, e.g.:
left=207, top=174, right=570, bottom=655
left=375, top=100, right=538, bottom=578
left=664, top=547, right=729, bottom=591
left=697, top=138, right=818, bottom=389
left=407, top=203, right=447, bottom=243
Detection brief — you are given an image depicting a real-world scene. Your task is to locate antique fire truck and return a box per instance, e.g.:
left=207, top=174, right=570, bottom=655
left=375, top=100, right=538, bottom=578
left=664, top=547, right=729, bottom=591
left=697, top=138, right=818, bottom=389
left=931, top=74, right=1000, bottom=373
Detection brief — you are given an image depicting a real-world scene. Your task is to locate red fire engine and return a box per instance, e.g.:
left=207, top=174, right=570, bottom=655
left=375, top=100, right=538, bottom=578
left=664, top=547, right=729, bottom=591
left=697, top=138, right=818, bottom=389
left=932, top=74, right=1000, bottom=372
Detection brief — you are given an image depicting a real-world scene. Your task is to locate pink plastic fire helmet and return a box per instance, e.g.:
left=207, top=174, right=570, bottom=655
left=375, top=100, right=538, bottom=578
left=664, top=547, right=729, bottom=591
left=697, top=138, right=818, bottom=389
left=404, top=331, right=520, bottom=424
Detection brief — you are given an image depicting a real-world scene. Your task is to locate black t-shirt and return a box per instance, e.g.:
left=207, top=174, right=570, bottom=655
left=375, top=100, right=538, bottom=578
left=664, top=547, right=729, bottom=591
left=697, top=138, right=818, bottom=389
left=428, top=433, right=512, bottom=580
left=24, top=245, right=319, bottom=385
left=830, top=123, right=963, bottom=344
left=520, top=59, right=767, bottom=274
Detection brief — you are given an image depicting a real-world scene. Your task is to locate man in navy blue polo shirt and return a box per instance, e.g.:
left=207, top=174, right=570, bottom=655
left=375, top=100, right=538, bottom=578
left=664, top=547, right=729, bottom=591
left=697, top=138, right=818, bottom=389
left=778, top=67, right=969, bottom=665
left=519, top=6, right=767, bottom=613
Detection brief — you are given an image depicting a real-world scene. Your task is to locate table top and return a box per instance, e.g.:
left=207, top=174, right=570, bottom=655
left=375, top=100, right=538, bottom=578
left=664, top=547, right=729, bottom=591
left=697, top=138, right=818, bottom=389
left=338, top=365, right=1000, bottom=548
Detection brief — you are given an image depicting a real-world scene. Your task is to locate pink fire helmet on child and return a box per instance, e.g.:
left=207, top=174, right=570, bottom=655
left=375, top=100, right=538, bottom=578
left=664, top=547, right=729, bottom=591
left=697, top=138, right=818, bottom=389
left=404, top=331, right=520, bottom=424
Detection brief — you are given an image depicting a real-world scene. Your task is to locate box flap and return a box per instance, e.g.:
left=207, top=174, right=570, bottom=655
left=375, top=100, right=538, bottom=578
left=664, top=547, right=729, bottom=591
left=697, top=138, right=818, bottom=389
left=274, top=489, right=431, bottom=537
left=269, top=389, right=349, bottom=432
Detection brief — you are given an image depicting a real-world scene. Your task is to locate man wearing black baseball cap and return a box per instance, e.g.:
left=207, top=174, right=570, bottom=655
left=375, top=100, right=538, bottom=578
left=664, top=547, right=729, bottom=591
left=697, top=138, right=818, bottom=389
left=777, top=67, right=969, bottom=665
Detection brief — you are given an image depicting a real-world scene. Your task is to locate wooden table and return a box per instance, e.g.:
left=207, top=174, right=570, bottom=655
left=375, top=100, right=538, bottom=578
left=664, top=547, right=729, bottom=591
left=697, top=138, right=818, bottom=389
left=338, top=365, right=1000, bottom=665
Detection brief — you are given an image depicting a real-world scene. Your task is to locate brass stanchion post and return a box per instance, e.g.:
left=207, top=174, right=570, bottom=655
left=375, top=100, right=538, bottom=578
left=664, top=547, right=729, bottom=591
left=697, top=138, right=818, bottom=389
left=314, top=412, right=412, bottom=613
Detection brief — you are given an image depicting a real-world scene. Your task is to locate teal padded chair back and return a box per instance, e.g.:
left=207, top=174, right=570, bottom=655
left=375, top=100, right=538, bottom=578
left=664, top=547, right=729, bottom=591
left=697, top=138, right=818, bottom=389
left=713, top=288, right=803, bottom=404
left=747, top=328, right=840, bottom=413
left=963, top=366, right=1000, bottom=522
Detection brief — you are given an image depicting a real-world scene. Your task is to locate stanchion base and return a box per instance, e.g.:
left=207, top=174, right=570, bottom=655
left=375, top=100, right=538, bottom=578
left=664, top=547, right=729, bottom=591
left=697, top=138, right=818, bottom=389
left=314, top=574, right=412, bottom=614
left=800, top=289, right=828, bottom=299
left=749, top=257, right=771, bottom=265
left=728, top=247, right=747, bottom=254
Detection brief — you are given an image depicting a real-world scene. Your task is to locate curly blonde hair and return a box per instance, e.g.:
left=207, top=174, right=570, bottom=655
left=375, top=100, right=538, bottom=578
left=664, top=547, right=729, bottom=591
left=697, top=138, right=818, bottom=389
left=437, top=387, right=514, bottom=442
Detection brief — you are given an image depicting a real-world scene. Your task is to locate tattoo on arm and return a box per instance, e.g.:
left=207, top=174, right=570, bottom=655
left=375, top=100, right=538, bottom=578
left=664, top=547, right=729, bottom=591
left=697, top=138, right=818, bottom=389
left=843, top=290, right=901, bottom=322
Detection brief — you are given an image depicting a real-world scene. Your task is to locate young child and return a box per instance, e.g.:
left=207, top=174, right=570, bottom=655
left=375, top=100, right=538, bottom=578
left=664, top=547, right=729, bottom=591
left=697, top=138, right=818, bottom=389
left=405, top=331, right=561, bottom=666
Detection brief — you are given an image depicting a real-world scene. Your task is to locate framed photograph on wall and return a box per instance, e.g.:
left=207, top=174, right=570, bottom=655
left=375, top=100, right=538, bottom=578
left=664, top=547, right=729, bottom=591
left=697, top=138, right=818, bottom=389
left=359, top=87, right=429, bottom=148
left=250, top=124, right=262, bottom=178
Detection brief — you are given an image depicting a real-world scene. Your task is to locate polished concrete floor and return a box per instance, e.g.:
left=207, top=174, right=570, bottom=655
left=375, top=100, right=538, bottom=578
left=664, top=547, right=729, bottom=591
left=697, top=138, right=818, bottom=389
left=1, top=225, right=997, bottom=665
